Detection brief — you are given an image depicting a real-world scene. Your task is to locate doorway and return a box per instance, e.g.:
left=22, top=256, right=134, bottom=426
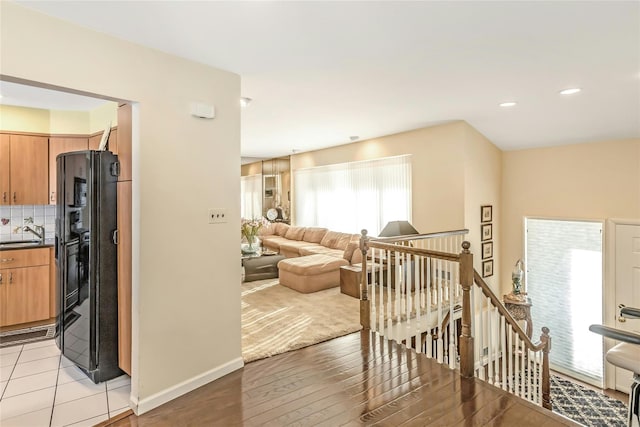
left=609, top=221, right=640, bottom=392
left=525, top=218, right=604, bottom=386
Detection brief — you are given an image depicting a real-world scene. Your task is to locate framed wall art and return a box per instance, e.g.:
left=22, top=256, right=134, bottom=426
left=481, top=223, right=493, bottom=241
left=481, top=205, right=492, bottom=223
left=482, top=241, right=493, bottom=260
left=482, top=259, right=494, bottom=277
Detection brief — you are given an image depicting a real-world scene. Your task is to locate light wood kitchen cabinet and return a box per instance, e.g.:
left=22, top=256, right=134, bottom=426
left=117, top=180, right=132, bottom=374
left=117, top=103, right=132, bottom=181
left=0, top=247, right=50, bottom=327
left=48, top=136, right=89, bottom=204
left=0, top=135, right=10, bottom=205
left=0, top=134, right=49, bottom=205
left=88, top=128, right=117, bottom=152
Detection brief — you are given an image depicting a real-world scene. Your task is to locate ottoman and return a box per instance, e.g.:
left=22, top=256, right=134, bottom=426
left=243, top=254, right=286, bottom=282
left=278, top=254, right=350, bottom=293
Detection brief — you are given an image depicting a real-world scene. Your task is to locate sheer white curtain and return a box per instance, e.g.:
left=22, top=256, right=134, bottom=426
left=294, top=155, right=411, bottom=235
left=240, top=174, right=262, bottom=219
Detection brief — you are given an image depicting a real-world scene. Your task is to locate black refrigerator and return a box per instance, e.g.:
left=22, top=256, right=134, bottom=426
left=55, top=150, right=122, bottom=383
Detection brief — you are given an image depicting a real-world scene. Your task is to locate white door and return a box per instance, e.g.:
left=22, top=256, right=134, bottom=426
left=614, top=223, right=640, bottom=392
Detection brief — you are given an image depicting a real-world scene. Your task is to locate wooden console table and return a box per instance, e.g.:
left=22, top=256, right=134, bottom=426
left=503, top=294, right=533, bottom=339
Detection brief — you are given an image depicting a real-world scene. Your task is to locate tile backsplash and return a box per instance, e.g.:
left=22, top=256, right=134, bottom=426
left=0, top=205, right=56, bottom=241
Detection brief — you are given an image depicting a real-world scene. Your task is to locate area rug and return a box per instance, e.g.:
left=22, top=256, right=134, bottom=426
left=551, top=375, right=628, bottom=427
left=242, top=279, right=362, bottom=363
left=0, top=323, right=55, bottom=348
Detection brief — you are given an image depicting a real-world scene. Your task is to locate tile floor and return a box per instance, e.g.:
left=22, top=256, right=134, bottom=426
left=0, top=339, right=131, bottom=427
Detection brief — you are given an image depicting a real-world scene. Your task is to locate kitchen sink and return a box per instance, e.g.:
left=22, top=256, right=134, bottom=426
left=0, top=240, right=43, bottom=249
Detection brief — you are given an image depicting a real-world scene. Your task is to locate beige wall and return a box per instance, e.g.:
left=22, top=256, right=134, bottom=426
left=291, top=122, right=467, bottom=234
left=501, top=138, right=640, bottom=295
left=1, top=2, right=241, bottom=414
left=0, top=105, right=50, bottom=133
left=463, top=125, right=503, bottom=291
left=0, top=103, right=117, bottom=134
left=89, top=102, right=119, bottom=133
left=241, top=161, right=262, bottom=176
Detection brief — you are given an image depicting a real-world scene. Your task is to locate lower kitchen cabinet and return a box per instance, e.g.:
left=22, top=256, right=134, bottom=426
left=0, top=248, right=50, bottom=327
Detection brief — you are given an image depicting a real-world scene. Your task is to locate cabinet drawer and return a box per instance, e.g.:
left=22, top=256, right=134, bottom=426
left=0, top=248, right=50, bottom=269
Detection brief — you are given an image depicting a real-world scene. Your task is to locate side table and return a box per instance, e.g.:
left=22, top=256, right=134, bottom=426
left=503, top=294, right=533, bottom=339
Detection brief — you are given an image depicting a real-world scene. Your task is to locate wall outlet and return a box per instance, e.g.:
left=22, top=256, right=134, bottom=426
left=208, top=208, right=228, bottom=224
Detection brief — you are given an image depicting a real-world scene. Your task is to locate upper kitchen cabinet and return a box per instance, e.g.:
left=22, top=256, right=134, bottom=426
left=48, top=136, right=89, bottom=204
left=117, top=103, right=132, bottom=181
left=0, top=134, right=49, bottom=205
left=88, top=127, right=117, bottom=152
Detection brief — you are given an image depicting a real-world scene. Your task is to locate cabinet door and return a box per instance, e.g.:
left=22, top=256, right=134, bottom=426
left=10, top=135, right=49, bottom=205
left=117, top=104, right=132, bottom=181
left=2, top=266, right=50, bottom=326
left=117, top=180, right=132, bottom=374
left=0, top=135, right=10, bottom=205
left=49, top=137, right=88, bottom=204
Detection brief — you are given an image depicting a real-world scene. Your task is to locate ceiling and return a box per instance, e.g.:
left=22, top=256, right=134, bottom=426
left=5, top=1, right=640, bottom=159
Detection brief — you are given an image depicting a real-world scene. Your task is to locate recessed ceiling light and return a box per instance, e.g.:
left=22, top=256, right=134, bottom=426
left=499, top=102, right=517, bottom=107
left=559, top=88, right=581, bottom=95
left=349, top=136, right=359, bottom=142
left=240, top=97, right=252, bottom=108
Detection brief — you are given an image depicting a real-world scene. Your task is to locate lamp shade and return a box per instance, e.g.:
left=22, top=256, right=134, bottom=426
left=378, top=221, right=419, bottom=237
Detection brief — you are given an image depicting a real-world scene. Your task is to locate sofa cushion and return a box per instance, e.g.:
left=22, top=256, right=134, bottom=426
left=261, top=235, right=291, bottom=251
left=319, top=231, right=341, bottom=249
left=258, top=223, right=276, bottom=236
left=278, top=254, right=349, bottom=276
left=279, top=241, right=322, bottom=258
left=343, top=242, right=358, bottom=262
left=303, top=227, right=328, bottom=243
left=275, top=223, right=290, bottom=236
left=284, top=226, right=306, bottom=241
left=300, top=246, right=344, bottom=258
left=332, top=233, right=353, bottom=250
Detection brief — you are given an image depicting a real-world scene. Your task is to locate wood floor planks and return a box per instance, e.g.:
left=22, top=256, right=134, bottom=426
left=107, top=331, right=578, bottom=426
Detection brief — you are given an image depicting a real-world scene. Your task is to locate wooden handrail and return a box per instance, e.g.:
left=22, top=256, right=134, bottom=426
left=371, top=228, right=469, bottom=244
left=473, top=271, right=546, bottom=351
left=367, top=240, right=461, bottom=262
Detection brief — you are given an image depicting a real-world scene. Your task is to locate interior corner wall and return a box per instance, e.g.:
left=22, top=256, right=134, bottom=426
left=290, top=122, right=467, bottom=234
left=241, top=160, right=262, bottom=177
left=1, top=2, right=242, bottom=414
left=462, top=124, right=502, bottom=292
left=501, top=138, right=640, bottom=296
left=89, top=102, right=119, bottom=133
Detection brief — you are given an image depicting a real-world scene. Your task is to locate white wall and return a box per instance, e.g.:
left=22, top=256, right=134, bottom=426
left=1, top=2, right=242, bottom=414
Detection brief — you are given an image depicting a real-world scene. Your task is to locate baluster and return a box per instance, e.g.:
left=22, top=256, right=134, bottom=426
left=448, top=260, right=456, bottom=369
left=425, top=257, right=433, bottom=358
left=371, top=248, right=377, bottom=333
left=414, top=255, right=422, bottom=353
left=508, top=327, right=514, bottom=393
left=520, top=335, right=526, bottom=399
left=486, top=298, right=495, bottom=384
left=436, top=258, right=443, bottom=364
left=378, top=249, right=385, bottom=336
left=500, top=315, right=506, bottom=390
left=405, top=252, right=412, bottom=348
left=386, top=249, right=393, bottom=336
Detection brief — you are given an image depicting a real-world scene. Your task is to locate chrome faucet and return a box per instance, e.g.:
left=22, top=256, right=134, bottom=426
left=23, top=225, right=45, bottom=244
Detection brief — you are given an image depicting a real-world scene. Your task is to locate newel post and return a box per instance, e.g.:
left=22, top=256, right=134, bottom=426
left=459, top=241, right=474, bottom=378
left=360, top=229, right=370, bottom=330
left=540, top=327, right=552, bottom=410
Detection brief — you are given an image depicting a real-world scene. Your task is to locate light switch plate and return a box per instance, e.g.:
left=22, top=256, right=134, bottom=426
left=208, top=208, right=228, bottom=224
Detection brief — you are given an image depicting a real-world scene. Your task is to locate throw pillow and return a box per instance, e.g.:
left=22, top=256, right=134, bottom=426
left=284, top=226, right=306, bottom=241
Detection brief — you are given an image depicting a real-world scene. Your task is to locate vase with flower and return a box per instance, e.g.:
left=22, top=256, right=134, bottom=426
left=241, top=217, right=268, bottom=254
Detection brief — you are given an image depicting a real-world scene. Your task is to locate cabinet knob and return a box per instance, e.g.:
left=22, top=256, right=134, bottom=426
left=0, top=258, right=15, bottom=263
left=50, top=192, right=55, bottom=202
left=13, top=192, right=16, bottom=202
left=0, top=273, right=2, bottom=284
left=8, top=272, right=13, bottom=284
left=2, top=192, right=5, bottom=203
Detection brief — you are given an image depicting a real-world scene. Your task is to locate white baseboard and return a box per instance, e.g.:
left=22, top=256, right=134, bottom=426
left=131, top=357, right=244, bottom=415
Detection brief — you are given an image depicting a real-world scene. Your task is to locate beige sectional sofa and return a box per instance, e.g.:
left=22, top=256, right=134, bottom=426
left=259, top=223, right=362, bottom=293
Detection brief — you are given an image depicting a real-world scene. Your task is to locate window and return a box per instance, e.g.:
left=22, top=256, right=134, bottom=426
left=525, top=218, right=603, bottom=385
left=240, top=174, right=262, bottom=219
left=294, top=155, right=411, bottom=234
